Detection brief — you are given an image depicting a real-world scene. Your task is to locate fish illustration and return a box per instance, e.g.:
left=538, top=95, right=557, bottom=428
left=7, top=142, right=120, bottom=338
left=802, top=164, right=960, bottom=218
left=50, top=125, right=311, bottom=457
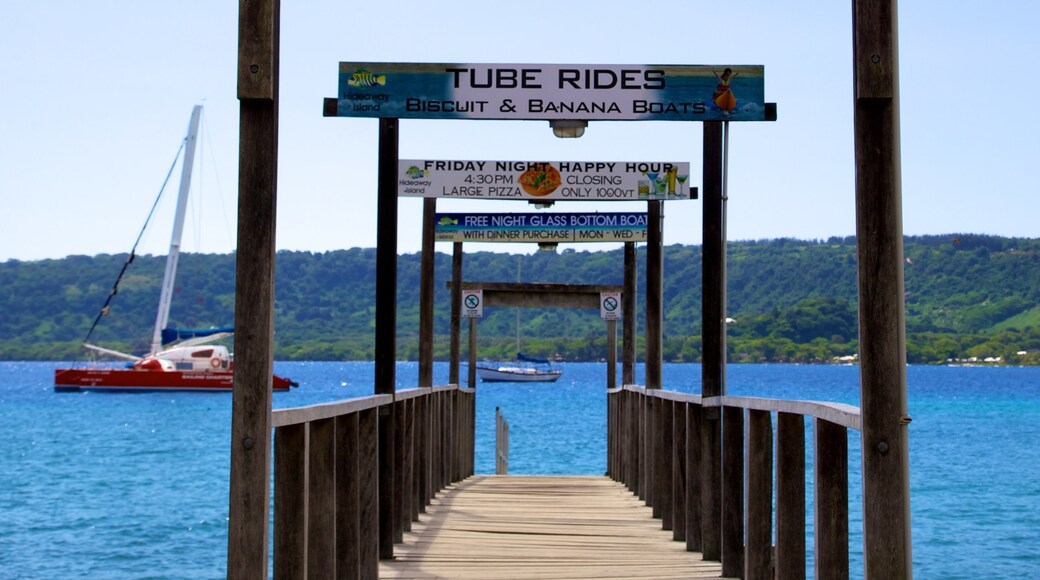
left=438, top=217, right=459, bottom=226
left=406, top=166, right=426, bottom=179
left=347, top=69, right=386, bottom=87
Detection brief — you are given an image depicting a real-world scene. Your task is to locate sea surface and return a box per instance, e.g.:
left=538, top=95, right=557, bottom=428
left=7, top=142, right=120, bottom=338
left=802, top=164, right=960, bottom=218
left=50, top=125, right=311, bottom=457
left=1, top=361, right=1038, bottom=578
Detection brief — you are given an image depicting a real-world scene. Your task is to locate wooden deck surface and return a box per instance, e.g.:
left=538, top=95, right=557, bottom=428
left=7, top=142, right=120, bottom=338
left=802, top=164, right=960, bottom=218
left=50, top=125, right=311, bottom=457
left=379, top=475, right=730, bottom=579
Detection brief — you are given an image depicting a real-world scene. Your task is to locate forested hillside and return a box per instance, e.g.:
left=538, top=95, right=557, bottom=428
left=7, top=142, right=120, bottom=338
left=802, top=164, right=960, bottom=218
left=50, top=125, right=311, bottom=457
left=2, top=235, right=1038, bottom=364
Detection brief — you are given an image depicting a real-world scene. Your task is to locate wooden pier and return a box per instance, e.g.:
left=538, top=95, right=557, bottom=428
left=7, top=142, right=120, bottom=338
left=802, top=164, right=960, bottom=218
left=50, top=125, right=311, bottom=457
left=230, top=1, right=911, bottom=577
left=380, top=475, right=729, bottom=579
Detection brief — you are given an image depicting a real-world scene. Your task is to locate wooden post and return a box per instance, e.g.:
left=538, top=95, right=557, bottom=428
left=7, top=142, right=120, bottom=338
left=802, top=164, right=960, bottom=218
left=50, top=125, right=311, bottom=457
left=672, top=400, right=687, bottom=542
left=335, top=413, right=361, bottom=580
left=776, top=412, right=806, bottom=580
left=606, top=319, right=617, bottom=389
left=853, top=1, right=912, bottom=578
left=815, top=419, right=850, bottom=580
left=272, top=424, right=305, bottom=579
left=655, top=396, right=673, bottom=528
left=622, top=242, right=637, bottom=385
left=450, top=243, right=463, bottom=385
left=746, top=409, right=773, bottom=579
left=645, top=201, right=663, bottom=389
left=228, top=1, right=279, bottom=577
left=700, top=120, right=725, bottom=562
left=685, top=403, right=703, bottom=553
left=467, top=318, right=477, bottom=389
left=419, top=198, right=436, bottom=388
left=721, top=406, right=744, bottom=578
left=375, top=117, right=398, bottom=560
left=358, top=408, right=379, bottom=578
left=308, top=418, right=336, bottom=578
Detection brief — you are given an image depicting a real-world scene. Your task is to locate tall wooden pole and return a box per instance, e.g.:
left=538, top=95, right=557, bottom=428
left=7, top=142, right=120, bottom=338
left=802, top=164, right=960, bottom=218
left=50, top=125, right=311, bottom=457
left=700, top=120, right=725, bottom=561
left=449, top=243, right=463, bottom=385
left=622, top=242, right=637, bottom=386
left=645, top=201, right=663, bottom=389
left=853, top=0, right=912, bottom=577
left=375, top=117, right=399, bottom=559
left=419, top=198, right=436, bottom=388
left=227, top=1, right=279, bottom=578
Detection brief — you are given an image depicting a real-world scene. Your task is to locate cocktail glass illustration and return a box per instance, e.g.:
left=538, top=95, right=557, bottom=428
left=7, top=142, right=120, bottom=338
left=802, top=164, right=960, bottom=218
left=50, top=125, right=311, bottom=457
left=645, top=172, right=659, bottom=197
left=654, top=176, right=668, bottom=196
left=676, top=174, right=688, bottom=197
left=637, top=180, right=650, bottom=198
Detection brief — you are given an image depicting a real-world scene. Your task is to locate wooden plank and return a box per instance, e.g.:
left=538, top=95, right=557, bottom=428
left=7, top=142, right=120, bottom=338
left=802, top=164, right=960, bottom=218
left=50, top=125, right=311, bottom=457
left=335, top=413, right=360, bottom=580
left=685, top=403, right=703, bottom=553
left=814, top=419, right=849, bottom=580
left=379, top=476, right=731, bottom=579
left=272, top=394, right=392, bottom=428
left=395, top=400, right=409, bottom=542
left=721, top=406, right=744, bottom=578
left=272, top=423, right=306, bottom=579
left=672, top=400, right=687, bottom=542
left=358, top=408, right=379, bottom=578
left=776, top=412, right=806, bottom=580
left=745, top=409, right=772, bottom=579
left=308, top=418, right=336, bottom=579
left=655, top=397, right=673, bottom=529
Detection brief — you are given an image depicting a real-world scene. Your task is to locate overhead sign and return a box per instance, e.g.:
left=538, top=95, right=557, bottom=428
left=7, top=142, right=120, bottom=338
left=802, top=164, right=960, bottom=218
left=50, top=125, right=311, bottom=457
left=462, top=289, right=483, bottom=318
left=401, top=160, right=695, bottom=201
left=436, top=212, right=648, bottom=243
left=333, top=62, right=767, bottom=122
left=600, top=292, right=622, bottom=321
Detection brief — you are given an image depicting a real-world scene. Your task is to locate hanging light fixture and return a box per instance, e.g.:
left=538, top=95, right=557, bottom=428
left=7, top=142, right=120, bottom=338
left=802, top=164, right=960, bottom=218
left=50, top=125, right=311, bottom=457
left=549, top=119, right=587, bottom=138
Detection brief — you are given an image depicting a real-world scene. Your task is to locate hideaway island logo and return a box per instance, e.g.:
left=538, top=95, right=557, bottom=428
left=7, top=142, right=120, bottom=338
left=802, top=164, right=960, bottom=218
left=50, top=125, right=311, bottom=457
left=346, top=69, right=386, bottom=87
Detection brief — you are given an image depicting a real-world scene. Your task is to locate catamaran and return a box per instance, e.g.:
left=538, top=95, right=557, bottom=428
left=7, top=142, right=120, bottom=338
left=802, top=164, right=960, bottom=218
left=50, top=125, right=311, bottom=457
left=54, top=105, right=296, bottom=393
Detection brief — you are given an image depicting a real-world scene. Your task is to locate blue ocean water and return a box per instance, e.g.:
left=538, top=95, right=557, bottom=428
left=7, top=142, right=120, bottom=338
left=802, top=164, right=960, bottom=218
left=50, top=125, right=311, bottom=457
left=1, top=361, right=1038, bottom=578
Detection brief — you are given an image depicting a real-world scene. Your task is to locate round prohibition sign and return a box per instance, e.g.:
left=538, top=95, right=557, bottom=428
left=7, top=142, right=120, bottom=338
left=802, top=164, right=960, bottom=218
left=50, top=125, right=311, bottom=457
left=464, top=293, right=481, bottom=309
left=602, top=296, right=619, bottom=312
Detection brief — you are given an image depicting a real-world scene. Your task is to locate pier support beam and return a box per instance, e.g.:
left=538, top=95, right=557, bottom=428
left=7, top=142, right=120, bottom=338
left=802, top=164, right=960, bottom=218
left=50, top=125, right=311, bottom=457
left=227, top=1, right=279, bottom=577
left=376, top=117, right=399, bottom=560
left=853, top=0, right=912, bottom=577
left=700, top=120, right=725, bottom=561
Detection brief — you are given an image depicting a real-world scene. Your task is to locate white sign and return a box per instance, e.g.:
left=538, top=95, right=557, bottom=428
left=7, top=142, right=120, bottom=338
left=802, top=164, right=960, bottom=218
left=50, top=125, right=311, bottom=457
left=400, top=160, right=694, bottom=201
left=462, top=289, right=483, bottom=318
left=600, top=291, right=622, bottom=321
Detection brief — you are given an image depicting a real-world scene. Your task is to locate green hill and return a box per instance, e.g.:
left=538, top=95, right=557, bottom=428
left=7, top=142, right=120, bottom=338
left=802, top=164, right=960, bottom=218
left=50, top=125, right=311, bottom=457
left=2, top=235, right=1038, bottom=364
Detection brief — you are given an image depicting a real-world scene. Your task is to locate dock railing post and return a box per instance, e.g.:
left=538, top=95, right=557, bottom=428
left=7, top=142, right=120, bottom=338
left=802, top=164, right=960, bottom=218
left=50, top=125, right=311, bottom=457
left=853, top=1, right=912, bottom=577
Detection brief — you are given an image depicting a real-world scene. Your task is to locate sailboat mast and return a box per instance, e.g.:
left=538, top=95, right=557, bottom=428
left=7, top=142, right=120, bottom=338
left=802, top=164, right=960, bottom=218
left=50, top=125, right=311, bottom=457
left=149, top=105, right=202, bottom=355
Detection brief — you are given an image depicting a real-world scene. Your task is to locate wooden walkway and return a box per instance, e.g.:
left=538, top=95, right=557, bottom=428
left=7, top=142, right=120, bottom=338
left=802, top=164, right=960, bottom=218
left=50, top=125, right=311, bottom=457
left=380, top=475, right=730, bottom=579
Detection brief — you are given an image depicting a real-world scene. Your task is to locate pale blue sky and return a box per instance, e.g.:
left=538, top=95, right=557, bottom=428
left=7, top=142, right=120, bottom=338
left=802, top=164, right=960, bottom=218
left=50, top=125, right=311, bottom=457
left=2, top=1, right=1037, bottom=261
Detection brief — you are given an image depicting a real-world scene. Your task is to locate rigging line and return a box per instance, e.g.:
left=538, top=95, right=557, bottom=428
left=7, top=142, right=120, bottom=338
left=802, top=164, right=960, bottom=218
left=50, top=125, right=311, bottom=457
left=83, top=138, right=188, bottom=345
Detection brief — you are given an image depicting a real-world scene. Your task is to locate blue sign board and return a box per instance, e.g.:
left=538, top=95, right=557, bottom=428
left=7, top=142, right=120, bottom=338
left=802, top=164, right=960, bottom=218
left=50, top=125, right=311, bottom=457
left=334, top=63, right=767, bottom=122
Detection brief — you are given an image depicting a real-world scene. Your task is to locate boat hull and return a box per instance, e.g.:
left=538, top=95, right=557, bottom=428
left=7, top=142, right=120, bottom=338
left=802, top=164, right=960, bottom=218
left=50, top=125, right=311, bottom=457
left=476, top=366, right=562, bottom=383
left=54, top=368, right=295, bottom=392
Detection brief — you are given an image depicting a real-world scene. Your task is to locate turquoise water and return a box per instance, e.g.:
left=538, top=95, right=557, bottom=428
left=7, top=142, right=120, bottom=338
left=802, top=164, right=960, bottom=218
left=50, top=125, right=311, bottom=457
left=1, top=362, right=1038, bottom=578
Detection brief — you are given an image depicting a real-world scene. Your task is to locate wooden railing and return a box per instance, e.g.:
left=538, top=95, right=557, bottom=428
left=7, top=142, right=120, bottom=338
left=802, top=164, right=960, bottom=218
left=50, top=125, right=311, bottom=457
left=607, top=385, right=862, bottom=580
left=270, top=385, right=475, bottom=578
